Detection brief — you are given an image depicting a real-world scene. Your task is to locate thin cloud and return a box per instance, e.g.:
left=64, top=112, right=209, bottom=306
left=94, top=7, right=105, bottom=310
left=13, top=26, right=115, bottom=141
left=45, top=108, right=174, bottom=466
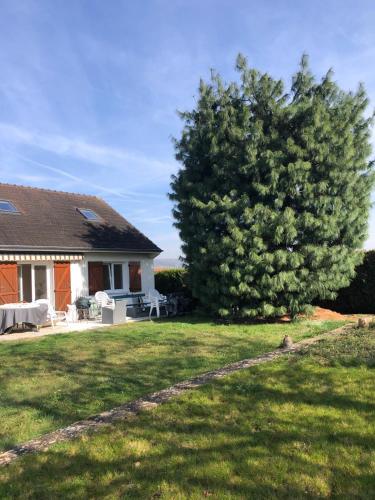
left=2, top=149, right=132, bottom=200
left=3, top=148, right=169, bottom=203
left=0, top=123, right=176, bottom=176
left=131, top=215, right=172, bottom=224
left=0, top=160, right=60, bottom=185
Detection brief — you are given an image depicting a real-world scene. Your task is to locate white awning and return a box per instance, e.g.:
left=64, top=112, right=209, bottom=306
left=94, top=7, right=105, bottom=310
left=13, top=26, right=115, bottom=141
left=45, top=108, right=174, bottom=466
left=0, top=254, right=83, bottom=262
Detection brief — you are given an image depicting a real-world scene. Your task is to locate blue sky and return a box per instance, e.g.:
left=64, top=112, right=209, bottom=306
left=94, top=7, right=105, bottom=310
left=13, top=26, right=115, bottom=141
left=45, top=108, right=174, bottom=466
left=0, top=0, right=374, bottom=258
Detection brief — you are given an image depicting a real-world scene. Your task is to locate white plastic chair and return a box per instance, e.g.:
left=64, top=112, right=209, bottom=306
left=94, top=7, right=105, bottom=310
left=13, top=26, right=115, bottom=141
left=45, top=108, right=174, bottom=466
left=94, top=291, right=115, bottom=315
left=148, top=289, right=168, bottom=318
left=148, top=288, right=167, bottom=302
left=35, top=299, right=69, bottom=328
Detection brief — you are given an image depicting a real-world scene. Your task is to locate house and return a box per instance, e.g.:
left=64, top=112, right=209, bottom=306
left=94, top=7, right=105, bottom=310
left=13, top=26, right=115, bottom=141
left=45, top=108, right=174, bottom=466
left=0, top=184, right=162, bottom=310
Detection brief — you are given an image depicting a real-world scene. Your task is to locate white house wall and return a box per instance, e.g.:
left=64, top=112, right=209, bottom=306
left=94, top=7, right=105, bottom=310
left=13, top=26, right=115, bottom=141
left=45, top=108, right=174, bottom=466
left=70, top=261, right=85, bottom=302
left=10, top=253, right=156, bottom=305
left=141, top=259, right=155, bottom=293
left=75, top=253, right=156, bottom=298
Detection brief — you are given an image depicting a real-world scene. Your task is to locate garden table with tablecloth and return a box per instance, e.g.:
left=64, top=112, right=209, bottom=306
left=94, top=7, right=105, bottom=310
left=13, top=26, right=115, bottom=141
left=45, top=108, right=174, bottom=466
left=0, top=302, right=48, bottom=333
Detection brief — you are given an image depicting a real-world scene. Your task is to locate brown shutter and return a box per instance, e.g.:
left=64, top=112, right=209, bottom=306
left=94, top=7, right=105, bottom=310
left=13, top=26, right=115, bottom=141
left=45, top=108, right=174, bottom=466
left=54, top=262, right=71, bottom=311
left=0, top=263, right=19, bottom=304
left=129, top=261, right=142, bottom=292
left=88, top=262, right=104, bottom=295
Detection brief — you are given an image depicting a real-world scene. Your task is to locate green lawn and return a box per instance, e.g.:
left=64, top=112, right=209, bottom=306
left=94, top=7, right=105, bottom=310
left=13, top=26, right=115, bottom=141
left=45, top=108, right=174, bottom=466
left=0, top=316, right=342, bottom=452
left=0, top=327, right=373, bottom=499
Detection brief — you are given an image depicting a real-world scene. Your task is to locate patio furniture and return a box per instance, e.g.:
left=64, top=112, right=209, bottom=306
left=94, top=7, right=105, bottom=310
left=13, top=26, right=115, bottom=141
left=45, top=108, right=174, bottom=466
left=111, top=292, right=145, bottom=300
left=34, top=299, right=69, bottom=328
left=0, top=302, right=48, bottom=334
left=94, top=292, right=115, bottom=317
left=102, top=298, right=128, bottom=325
left=148, top=289, right=168, bottom=318
left=125, top=294, right=150, bottom=318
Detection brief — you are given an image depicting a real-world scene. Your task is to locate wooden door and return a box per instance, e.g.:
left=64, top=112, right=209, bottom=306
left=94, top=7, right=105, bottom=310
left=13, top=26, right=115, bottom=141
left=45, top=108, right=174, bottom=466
left=54, top=262, right=71, bottom=311
left=88, top=262, right=104, bottom=295
left=0, top=263, right=18, bottom=304
left=129, top=261, right=142, bottom=292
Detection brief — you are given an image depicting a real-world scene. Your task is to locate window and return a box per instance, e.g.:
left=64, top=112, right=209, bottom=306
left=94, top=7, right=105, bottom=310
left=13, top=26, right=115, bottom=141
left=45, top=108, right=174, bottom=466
left=129, top=261, right=142, bottom=292
left=103, top=264, right=112, bottom=290
left=18, top=264, right=48, bottom=302
left=88, top=262, right=124, bottom=294
left=0, top=200, right=18, bottom=213
left=34, top=265, right=48, bottom=300
left=18, top=264, right=32, bottom=302
left=78, top=208, right=100, bottom=221
left=113, top=264, right=123, bottom=290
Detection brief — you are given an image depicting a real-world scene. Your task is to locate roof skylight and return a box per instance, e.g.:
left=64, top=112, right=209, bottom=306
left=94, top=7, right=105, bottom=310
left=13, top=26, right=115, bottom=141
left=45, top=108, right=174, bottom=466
left=0, top=200, right=18, bottom=213
left=78, top=208, right=101, bottom=221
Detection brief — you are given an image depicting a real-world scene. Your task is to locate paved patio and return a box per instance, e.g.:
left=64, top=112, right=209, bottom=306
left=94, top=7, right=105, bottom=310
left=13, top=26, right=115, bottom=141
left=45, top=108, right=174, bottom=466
left=0, top=317, right=150, bottom=342
left=0, top=320, right=106, bottom=342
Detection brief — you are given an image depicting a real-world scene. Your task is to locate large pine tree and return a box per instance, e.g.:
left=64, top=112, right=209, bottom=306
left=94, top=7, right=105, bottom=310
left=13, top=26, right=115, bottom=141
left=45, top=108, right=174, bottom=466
left=170, top=55, right=374, bottom=319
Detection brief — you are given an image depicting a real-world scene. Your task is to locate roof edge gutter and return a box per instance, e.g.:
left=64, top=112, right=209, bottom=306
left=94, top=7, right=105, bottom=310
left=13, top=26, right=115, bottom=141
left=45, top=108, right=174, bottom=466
left=0, top=246, right=162, bottom=255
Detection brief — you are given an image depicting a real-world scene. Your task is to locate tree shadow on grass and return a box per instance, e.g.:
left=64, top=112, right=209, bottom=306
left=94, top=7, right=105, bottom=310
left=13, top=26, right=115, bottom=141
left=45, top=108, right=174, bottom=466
left=0, top=322, right=361, bottom=453
left=0, top=333, right=275, bottom=450
left=1, top=362, right=374, bottom=499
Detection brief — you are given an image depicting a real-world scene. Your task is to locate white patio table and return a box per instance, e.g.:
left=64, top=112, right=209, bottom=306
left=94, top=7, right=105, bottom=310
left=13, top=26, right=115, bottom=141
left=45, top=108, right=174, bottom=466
left=0, top=302, right=48, bottom=334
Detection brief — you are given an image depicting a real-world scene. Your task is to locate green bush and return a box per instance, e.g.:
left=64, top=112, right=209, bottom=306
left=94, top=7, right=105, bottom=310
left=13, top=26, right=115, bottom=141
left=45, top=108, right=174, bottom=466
left=321, top=250, right=375, bottom=313
left=155, top=268, right=189, bottom=295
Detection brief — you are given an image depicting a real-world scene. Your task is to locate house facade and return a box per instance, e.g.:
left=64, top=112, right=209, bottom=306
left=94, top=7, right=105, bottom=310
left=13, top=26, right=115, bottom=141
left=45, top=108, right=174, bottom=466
left=0, top=184, right=161, bottom=310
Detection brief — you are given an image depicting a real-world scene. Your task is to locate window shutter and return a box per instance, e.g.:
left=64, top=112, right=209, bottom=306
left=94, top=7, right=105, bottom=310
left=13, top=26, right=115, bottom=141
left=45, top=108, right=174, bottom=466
left=54, top=262, right=71, bottom=311
left=0, top=263, right=19, bottom=304
left=128, top=262, right=142, bottom=292
left=88, top=262, right=104, bottom=295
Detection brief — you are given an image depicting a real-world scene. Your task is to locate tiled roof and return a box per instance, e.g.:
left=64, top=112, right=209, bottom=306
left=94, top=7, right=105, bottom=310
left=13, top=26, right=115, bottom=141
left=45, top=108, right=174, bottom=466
left=0, top=184, right=162, bottom=254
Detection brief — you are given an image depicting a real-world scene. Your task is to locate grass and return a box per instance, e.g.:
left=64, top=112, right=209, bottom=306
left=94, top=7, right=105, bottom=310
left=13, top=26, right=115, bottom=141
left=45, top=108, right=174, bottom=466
left=0, top=316, right=343, bottom=452
left=0, top=326, right=373, bottom=499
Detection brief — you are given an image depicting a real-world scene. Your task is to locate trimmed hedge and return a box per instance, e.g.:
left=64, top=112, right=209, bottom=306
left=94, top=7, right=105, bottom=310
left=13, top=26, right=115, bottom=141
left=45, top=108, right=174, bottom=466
left=321, top=250, right=375, bottom=313
left=156, top=252, right=375, bottom=313
left=155, top=268, right=189, bottom=295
